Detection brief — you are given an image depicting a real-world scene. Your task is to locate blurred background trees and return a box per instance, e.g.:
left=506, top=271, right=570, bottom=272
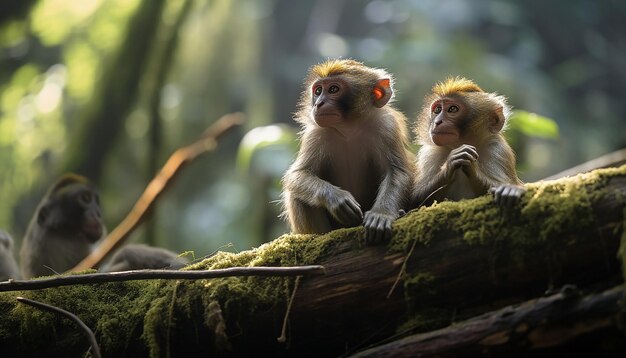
left=0, top=0, right=624, bottom=257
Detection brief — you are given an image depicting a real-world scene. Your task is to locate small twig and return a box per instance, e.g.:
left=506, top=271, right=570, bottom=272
left=0, top=265, right=325, bottom=292
left=70, top=113, right=245, bottom=272
left=278, top=276, right=301, bottom=343
left=386, top=185, right=447, bottom=298
left=387, top=238, right=418, bottom=299
left=418, top=184, right=447, bottom=208
left=165, top=282, right=180, bottom=358
left=16, top=297, right=101, bottom=358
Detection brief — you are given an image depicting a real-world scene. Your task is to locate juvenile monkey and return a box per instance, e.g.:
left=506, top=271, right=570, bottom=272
left=282, top=59, right=414, bottom=243
left=0, top=230, right=20, bottom=280
left=20, top=174, right=106, bottom=278
left=100, top=244, right=189, bottom=272
left=412, top=77, right=525, bottom=208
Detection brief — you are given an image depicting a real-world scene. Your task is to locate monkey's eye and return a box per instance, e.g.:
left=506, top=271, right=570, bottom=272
left=313, top=86, right=322, bottom=96
left=433, top=105, right=442, bottom=114
left=328, top=85, right=340, bottom=94
left=447, top=105, right=459, bottom=113
left=79, top=192, right=92, bottom=204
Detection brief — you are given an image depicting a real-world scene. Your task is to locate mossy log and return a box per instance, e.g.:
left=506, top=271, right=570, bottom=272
left=0, top=166, right=625, bottom=357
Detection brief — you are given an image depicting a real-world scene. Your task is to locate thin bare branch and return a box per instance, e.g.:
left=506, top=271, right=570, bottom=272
left=69, top=113, right=245, bottom=272
left=16, top=297, right=101, bottom=358
left=0, top=265, right=325, bottom=292
left=278, top=275, right=301, bottom=343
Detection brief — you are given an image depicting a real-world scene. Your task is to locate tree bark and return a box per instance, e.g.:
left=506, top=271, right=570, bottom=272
left=351, top=285, right=625, bottom=357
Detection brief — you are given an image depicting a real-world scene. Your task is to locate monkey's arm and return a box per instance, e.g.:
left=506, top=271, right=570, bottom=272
left=364, top=163, right=412, bottom=243
left=283, top=168, right=363, bottom=226
left=364, top=135, right=414, bottom=243
left=476, top=142, right=526, bottom=208
left=412, top=145, right=473, bottom=206
left=283, top=137, right=363, bottom=227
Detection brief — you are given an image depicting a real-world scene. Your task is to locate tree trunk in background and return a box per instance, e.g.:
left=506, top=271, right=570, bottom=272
left=62, top=0, right=166, bottom=183
left=144, top=0, right=194, bottom=246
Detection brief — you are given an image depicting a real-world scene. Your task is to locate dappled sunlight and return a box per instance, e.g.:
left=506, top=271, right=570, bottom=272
left=0, top=0, right=622, bottom=262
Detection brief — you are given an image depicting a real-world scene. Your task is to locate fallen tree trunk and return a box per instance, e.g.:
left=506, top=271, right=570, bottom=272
left=0, top=166, right=624, bottom=357
left=351, top=285, right=625, bottom=357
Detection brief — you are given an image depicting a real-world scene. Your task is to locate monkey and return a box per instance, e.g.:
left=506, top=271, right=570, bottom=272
left=100, top=244, right=189, bottom=272
left=281, top=59, right=415, bottom=244
left=411, top=77, right=526, bottom=208
left=20, top=174, right=106, bottom=278
left=0, top=230, right=20, bottom=280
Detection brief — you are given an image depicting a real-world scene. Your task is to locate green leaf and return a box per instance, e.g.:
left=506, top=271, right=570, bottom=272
left=508, top=110, right=559, bottom=139
left=236, top=124, right=297, bottom=172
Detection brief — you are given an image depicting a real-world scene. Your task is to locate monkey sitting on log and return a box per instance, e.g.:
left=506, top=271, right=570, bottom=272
left=282, top=59, right=415, bottom=244
left=20, top=174, right=106, bottom=278
left=100, top=244, right=189, bottom=272
left=0, top=230, right=20, bottom=280
left=412, top=77, right=526, bottom=208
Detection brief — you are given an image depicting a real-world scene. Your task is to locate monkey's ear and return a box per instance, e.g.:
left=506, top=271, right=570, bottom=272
left=37, top=206, right=49, bottom=226
left=490, top=106, right=506, bottom=133
left=373, top=79, right=392, bottom=108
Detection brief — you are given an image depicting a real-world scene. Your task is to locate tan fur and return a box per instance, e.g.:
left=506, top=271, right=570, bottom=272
left=412, top=78, right=523, bottom=207
left=283, top=59, right=414, bottom=242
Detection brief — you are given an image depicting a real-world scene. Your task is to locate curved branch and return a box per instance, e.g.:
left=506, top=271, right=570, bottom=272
left=16, top=297, right=101, bottom=358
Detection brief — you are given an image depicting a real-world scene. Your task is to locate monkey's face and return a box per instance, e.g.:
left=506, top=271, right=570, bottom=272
left=310, top=77, right=353, bottom=128
left=429, top=97, right=466, bottom=147
left=38, top=185, right=104, bottom=243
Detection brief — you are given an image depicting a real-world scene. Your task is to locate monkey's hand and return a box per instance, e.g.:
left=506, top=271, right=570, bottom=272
left=490, top=184, right=526, bottom=208
left=445, top=144, right=479, bottom=180
left=324, top=188, right=363, bottom=227
left=363, top=210, right=396, bottom=245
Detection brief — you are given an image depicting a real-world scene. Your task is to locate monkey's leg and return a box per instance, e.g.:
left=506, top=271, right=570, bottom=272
left=287, top=199, right=334, bottom=234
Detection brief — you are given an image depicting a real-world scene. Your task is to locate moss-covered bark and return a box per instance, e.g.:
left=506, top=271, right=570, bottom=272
left=1, top=165, right=625, bottom=357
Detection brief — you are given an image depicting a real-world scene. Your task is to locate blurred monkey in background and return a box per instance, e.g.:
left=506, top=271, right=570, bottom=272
left=0, top=230, right=20, bottom=280
left=20, top=174, right=106, bottom=278
left=100, top=244, right=189, bottom=272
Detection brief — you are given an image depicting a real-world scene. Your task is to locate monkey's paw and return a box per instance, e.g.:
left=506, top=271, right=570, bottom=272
left=490, top=184, right=526, bottom=208
left=326, top=189, right=363, bottom=227
left=363, top=211, right=396, bottom=245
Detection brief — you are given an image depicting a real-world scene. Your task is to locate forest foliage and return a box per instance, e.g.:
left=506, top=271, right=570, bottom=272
left=0, top=0, right=624, bottom=257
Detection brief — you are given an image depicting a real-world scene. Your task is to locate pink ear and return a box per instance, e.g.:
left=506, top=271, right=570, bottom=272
left=490, top=106, right=506, bottom=133
left=373, top=79, right=392, bottom=108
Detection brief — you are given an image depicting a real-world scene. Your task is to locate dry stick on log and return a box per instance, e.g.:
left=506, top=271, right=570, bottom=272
left=278, top=275, right=302, bottom=343
left=350, top=285, right=624, bottom=357
left=16, top=297, right=102, bottom=358
left=0, top=265, right=325, bottom=292
left=70, top=113, right=245, bottom=272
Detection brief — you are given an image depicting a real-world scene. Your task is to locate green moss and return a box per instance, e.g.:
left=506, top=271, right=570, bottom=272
left=392, top=165, right=626, bottom=256
left=395, top=308, right=454, bottom=335
left=0, top=280, right=153, bottom=356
